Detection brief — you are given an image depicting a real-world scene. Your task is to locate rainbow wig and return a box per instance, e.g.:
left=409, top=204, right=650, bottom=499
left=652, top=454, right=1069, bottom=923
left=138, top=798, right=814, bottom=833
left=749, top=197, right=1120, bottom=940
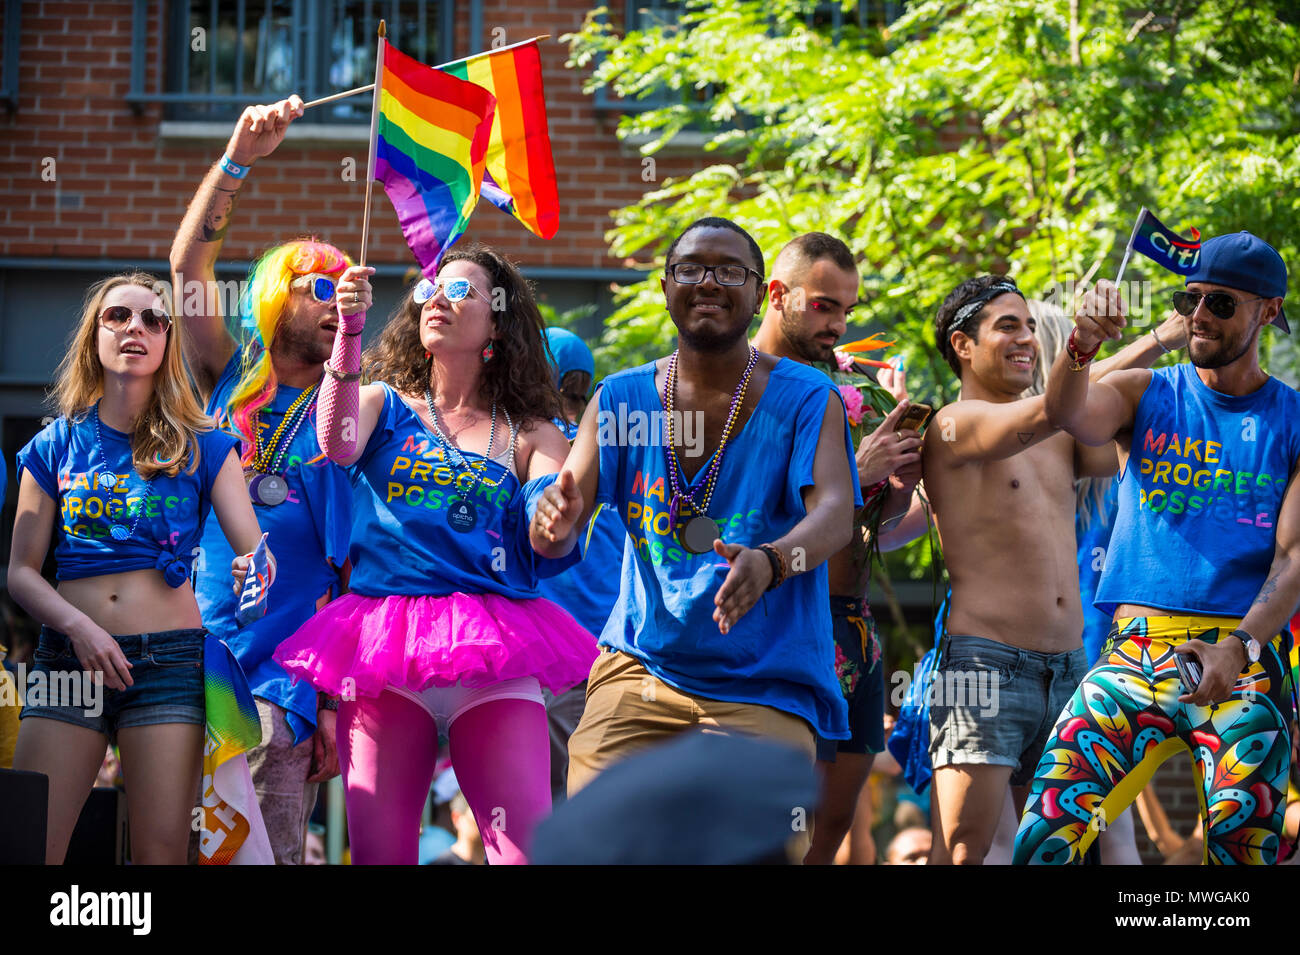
left=228, top=239, right=351, bottom=464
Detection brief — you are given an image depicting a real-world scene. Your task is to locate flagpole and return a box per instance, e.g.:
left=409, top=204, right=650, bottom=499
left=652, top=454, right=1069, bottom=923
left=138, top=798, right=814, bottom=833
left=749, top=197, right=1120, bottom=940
left=1113, top=205, right=1146, bottom=287
left=358, top=20, right=387, bottom=269
left=301, top=35, right=551, bottom=110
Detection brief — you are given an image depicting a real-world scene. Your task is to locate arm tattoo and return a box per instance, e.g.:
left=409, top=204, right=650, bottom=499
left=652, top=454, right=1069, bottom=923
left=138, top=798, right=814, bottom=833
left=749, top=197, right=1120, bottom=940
left=1252, top=575, right=1279, bottom=606
left=199, top=187, right=240, bottom=243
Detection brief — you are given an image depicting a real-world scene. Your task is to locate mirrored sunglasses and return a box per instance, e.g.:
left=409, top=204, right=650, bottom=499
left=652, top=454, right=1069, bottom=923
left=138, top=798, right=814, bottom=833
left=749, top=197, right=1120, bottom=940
left=294, top=273, right=338, bottom=304
left=1172, top=290, right=1266, bottom=321
left=99, top=305, right=172, bottom=335
left=414, top=276, right=482, bottom=304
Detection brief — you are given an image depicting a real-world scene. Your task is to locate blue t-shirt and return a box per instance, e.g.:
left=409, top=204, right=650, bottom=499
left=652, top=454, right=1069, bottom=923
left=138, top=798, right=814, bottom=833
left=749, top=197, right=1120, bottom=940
left=595, top=358, right=860, bottom=739
left=16, top=407, right=237, bottom=582
left=346, top=384, right=576, bottom=598
left=1076, top=480, right=1120, bottom=665
left=538, top=417, right=627, bottom=640
left=194, top=352, right=354, bottom=744
left=1097, top=363, right=1300, bottom=617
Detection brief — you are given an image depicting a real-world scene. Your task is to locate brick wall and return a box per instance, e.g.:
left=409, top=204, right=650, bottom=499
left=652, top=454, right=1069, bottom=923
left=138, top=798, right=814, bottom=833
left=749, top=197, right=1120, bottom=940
left=0, top=0, right=698, bottom=269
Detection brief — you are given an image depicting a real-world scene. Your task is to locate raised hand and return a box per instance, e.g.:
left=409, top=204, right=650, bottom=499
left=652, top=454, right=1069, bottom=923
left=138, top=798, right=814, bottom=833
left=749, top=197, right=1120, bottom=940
left=856, top=400, right=922, bottom=488
left=226, top=96, right=306, bottom=167
left=1073, top=280, right=1126, bottom=353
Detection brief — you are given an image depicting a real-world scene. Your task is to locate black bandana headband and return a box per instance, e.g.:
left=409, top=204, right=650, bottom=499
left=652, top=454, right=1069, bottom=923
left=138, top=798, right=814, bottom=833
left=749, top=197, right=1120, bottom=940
left=945, top=280, right=1025, bottom=340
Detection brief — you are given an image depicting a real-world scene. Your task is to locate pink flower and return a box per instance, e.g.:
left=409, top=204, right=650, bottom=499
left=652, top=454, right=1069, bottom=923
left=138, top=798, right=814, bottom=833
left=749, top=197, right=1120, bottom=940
left=834, top=350, right=855, bottom=371
left=838, top=384, right=864, bottom=425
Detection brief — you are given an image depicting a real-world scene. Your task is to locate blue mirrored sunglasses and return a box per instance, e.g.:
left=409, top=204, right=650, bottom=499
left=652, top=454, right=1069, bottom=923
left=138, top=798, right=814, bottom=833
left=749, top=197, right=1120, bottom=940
left=414, top=276, right=480, bottom=304
left=294, top=273, right=337, bottom=304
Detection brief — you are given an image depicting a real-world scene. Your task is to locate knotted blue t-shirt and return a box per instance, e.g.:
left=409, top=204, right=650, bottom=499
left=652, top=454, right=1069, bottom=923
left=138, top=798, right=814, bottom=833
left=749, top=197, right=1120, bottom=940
left=17, top=407, right=237, bottom=584
left=595, top=358, right=860, bottom=739
left=346, top=384, right=576, bottom=598
left=194, top=351, right=354, bottom=744
left=1097, top=363, right=1300, bottom=617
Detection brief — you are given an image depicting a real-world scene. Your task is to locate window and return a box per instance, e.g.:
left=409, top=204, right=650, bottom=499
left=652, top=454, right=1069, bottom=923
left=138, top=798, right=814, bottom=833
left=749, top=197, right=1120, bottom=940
left=153, top=0, right=454, bottom=122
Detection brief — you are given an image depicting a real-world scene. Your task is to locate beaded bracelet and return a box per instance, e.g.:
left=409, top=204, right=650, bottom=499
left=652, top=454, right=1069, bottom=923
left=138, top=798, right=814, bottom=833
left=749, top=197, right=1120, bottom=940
left=863, top=478, right=889, bottom=501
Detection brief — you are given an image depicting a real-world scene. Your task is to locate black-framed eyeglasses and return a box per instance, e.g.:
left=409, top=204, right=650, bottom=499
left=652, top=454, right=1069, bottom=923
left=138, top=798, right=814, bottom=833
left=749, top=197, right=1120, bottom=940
left=667, top=262, right=763, bottom=287
left=99, top=305, right=172, bottom=335
left=1172, top=290, right=1267, bottom=321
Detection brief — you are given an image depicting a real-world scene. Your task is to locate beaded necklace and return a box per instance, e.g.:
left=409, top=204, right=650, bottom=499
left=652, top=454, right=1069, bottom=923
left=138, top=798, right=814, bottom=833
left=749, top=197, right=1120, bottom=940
left=421, top=389, right=517, bottom=533
left=93, top=402, right=153, bottom=542
left=245, top=384, right=318, bottom=507
left=662, top=346, right=758, bottom=554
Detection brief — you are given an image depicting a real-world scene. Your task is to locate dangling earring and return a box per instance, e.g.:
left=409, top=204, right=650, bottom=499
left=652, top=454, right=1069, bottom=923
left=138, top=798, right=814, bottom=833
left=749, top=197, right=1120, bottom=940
left=424, top=350, right=431, bottom=359
left=481, top=341, right=495, bottom=363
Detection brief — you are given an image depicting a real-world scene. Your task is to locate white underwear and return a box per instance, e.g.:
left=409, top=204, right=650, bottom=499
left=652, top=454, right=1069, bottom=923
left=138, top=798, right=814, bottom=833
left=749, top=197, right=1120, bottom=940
left=386, top=676, right=544, bottom=736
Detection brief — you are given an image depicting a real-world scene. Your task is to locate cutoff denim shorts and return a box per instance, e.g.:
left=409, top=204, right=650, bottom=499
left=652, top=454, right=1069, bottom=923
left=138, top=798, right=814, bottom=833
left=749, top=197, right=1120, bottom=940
left=20, top=626, right=206, bottom=740
left=928, top=633, right=1087, bottom=786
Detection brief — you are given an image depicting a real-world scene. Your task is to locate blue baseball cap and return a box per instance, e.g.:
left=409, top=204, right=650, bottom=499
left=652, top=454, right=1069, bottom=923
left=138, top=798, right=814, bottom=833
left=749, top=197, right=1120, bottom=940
left=1185, top=232, right=1289, bottom=334
left=543, top=328, right=595, bottom=391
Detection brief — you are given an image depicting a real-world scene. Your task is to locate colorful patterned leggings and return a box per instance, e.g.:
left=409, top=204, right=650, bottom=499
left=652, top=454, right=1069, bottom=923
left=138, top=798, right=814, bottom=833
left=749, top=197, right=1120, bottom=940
left=1013, top=616, right=1293, bottom=865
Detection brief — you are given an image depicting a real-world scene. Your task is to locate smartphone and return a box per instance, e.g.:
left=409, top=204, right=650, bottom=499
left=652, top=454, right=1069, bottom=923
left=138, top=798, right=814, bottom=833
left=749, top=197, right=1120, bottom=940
left=1174, top=652, right=1203, bottom=693
left=895, top=402, right=933, bottom=434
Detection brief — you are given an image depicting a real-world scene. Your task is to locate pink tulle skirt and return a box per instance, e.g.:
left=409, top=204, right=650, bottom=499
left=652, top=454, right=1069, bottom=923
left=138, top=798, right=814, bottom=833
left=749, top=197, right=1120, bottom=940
left=273, top=591, right=599, bottom=699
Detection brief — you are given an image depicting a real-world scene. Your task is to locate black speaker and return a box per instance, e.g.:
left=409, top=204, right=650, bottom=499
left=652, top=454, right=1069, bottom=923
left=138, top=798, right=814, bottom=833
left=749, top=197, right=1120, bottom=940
left=0, top=768, right=48, bottom=864
left=65, top=786, right=128, bottom=865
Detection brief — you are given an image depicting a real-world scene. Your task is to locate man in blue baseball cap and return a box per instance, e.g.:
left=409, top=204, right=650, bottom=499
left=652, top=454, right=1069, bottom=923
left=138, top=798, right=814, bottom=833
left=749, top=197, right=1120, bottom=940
left=1023, top=232, right=1298, bottom=864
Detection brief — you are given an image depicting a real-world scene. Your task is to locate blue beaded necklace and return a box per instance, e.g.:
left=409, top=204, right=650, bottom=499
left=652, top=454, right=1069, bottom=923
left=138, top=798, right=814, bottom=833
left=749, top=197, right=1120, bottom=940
left=93, top=402, right=153, bottom=542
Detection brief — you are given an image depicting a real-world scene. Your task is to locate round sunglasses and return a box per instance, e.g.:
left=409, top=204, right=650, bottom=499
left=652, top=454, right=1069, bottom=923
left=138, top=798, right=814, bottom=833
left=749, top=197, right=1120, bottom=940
left=414, top=276, right=488, bottom=304
left=1172, top=290, right=1267, bottom=321
left=292, top=273, right=338, bottom=304
left=99, top=305, right=172, bottom=335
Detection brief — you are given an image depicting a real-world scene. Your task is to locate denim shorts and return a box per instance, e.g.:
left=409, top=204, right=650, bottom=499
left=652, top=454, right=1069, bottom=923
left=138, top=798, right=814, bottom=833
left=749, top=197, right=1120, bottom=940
left=20, top=626, right=206, bottom=741
left=928, top=633, right=1087, bottom=786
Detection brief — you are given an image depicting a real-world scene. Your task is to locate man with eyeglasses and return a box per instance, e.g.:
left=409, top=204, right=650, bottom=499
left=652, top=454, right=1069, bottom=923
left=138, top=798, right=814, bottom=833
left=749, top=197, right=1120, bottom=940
left=1018, top=232, right=1299, bottom=864
left=170, top=97, right=372, bottom=864
left=532, top=218, right=860, bottom=845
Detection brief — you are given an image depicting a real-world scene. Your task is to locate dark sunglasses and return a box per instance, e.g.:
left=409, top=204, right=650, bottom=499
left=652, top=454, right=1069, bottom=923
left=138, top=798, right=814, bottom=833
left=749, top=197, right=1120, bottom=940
left=99, top=305, right=172, bottom=335
left=1172, top=290, right=1267, bottom=321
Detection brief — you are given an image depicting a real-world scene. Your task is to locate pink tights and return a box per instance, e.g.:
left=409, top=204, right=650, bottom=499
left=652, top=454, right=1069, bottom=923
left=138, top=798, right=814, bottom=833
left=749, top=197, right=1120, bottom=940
left=337, top=690, right=552, bottom=865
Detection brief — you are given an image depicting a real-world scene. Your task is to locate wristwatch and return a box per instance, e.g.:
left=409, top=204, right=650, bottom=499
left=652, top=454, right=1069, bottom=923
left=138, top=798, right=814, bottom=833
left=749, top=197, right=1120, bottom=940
left=318, top=695, right=340, bottom=712
left=1228, top=628, right=1261, bottom=666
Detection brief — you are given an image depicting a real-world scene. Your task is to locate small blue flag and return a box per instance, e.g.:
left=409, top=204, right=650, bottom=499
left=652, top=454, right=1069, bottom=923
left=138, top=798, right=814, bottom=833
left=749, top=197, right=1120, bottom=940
left=1129, top=208, right=1203, bottom=275
left=236, top=532, right=271, bottom=627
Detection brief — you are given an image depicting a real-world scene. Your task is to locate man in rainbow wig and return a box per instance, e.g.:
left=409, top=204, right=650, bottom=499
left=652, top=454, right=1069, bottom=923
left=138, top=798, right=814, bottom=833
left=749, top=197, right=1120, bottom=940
left=171, top=96, right=374, bottom=863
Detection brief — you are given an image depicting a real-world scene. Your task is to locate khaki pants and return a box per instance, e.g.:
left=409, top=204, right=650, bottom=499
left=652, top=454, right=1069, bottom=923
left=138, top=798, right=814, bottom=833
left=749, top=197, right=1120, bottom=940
left=567, top=650, right=816, bottom=795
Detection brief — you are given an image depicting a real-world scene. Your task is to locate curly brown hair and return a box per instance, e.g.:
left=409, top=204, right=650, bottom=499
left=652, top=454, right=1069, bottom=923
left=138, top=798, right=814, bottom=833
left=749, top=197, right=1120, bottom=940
left=364, top=245, right=562, bottom=429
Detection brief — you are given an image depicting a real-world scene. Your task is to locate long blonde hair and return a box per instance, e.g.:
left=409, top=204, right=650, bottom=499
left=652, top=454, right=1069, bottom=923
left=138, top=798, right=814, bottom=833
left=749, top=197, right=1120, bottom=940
left=51, top=272, right=212, bottom=479
left=1025, top=298, right=1115, bottom=529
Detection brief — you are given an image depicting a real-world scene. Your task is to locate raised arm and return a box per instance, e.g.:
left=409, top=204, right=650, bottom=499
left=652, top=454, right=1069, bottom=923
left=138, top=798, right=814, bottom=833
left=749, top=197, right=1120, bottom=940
left=316, top=266, right=381, bottom=467
left=169, top=96, right=305, bottom=392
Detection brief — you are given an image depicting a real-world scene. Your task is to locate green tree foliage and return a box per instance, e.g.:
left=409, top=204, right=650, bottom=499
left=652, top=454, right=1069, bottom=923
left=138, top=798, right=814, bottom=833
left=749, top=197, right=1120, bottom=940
left=566, top=0, right=1300, bottom=396
left=565, top=0, right=1300, bottom=597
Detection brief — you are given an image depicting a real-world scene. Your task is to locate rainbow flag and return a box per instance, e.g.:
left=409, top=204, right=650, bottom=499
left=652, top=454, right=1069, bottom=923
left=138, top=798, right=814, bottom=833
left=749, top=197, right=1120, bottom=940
left=375, top=39, right=497, bottom=275
left=442, top=39, right=559, bottom=240
left=198, top=635, right=273, bottom=865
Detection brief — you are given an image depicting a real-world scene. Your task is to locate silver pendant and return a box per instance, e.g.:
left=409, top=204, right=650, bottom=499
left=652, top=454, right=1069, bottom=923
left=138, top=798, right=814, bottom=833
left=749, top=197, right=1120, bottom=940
left=246, top=470, right=289, bottom=506
left=679, top=515, right=721, bottom=555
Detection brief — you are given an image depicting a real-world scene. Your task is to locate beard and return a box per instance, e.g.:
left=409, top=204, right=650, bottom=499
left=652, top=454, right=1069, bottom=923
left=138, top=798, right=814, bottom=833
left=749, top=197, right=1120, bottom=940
left=1188, top=330, right=1253, bottom=370
left=676, top=314, right=752, bottom=353
left=780, top=312, right=835, bottom=364
left=273, top=314, right=333, bottom=367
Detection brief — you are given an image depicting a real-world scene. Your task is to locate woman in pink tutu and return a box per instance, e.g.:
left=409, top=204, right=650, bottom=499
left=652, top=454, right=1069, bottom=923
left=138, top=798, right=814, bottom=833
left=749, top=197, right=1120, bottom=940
left=274, top=247, right=597, bottom=864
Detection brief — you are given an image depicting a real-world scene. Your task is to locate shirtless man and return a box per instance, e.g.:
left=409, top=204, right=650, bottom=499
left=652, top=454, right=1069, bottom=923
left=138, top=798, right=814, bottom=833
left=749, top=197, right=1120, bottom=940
left=751, top=231, right=921, bottom=864
left=923, top=273, right=1183, bottom=864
